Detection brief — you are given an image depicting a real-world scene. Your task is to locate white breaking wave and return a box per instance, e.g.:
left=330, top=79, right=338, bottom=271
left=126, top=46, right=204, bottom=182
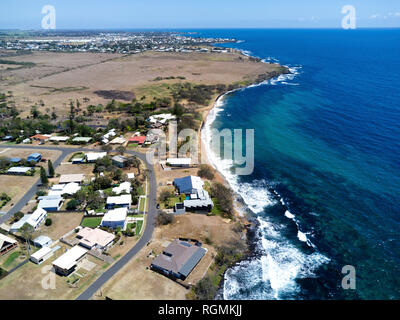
left=202, top=57, right=328, bottom=300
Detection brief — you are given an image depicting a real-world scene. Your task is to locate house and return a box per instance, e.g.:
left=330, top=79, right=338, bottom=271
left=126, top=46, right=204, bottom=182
left=166, top=158, right=191, bottom=167
left=52, top=245, right=87, bottom=276
left=10, top=214, right=31, bottom=233
left=30, top=134, right=50, bottom=142
left=72, top=157, right=84, bottom=164
left=76, top=227, right=115, bottom=250
left=49, top=182, right=80, bottom=196
left=127, top=173, right=135, bottom=180
left=33, top=235, right=52, bottom=248
left=27, top=153, right=42, bottom=163
left=26, top=207, right=47, bottom=229
left=106, top=194, right=132, bottom=209
left=72, top=137, right=92, bottom=144
left=7, top=167, right=32, bottom=175
left=38, top=195, right=63, bottom=212
left=30, top=246, right=53, bottom=265
left=101, top=207, right=128, bottom=229
left=110, top=137, right=126, bottom=145
left=85, top=152, right=107, bottom=163
left=151, top=240, right=206, bottom=280
left=2, top=135, right=14, bottom=141
left=174, top=176, right=213, bottom=212
left=148, top=113, right=176, bottom=124
left=173, top=176, right=204, bottom=194
left=128, top=136, right=146, bottom=145
left=59, top=174, right=85, bottom=184
left=0, top=233, right=17, bottom=256
left=112, top=182, right=131, bottom=195
left=112, top=155, right=127, bottom=168
left=49, top=136, right=69, bottom=142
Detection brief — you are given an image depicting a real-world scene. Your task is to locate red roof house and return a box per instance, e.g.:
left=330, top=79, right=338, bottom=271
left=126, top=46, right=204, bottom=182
left=129, top=136, right=146, bottom=145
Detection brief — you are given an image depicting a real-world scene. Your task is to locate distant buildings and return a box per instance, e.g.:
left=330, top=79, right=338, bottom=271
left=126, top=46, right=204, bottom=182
left=85, top=152, right=107, bottom=163
left=112, top=155, right=128, bottom=168
left=59, top=174, right=85, bottom=184
left=7, top=167, right=32, bottom=175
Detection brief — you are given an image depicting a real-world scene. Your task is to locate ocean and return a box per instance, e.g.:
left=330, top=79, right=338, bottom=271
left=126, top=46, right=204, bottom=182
left=197, top=29, right=400, bottom=300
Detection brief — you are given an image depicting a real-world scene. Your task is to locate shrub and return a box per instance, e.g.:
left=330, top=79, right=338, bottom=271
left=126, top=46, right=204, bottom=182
left=210, top=182, right=234, bottom=218
left=156, top=211, right=174, bottom=226
left=193, top=276, right=217, bottom=300
left=159, top=189, right=173, bottom=203
left=66, top=199, right=79, bottom=211
left=198, top=164, right=215, bottom=180
left=45, top=218, right=52, bottom=226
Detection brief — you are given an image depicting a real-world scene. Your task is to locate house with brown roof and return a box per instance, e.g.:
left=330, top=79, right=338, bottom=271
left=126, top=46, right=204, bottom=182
left=76, top=227, right=115, bottom=251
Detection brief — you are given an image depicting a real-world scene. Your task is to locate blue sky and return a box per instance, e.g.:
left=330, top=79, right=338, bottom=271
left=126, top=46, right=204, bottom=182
left=1, top=0, right=399, bottom=29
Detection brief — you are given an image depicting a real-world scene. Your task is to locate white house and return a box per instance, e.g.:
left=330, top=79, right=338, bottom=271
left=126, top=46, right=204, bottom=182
left=49, top=183, right=80, bottom=196
left=101, top=207, right=128, bottom=230
left=106, top=194, right=132, bottom=209
left=112, top=182, right=131, bottom=195
left=30, top=247, right=54, bottom=265
left=52, top=246, right=87, bottom=276
left=10, top=214, right=31, bottom=233
left=85, top=152, right=107, bottom=163
left=166, top=158, right=191, bottom=167
left=26, top=207, right=47, bottom=229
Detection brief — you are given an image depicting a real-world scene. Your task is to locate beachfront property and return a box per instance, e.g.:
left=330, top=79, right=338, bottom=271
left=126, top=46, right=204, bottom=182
left=173, top=176, right=214, bottom=213
left=59, top=174, right=85, bottom=184
left=111, top=155, right=128, bottom=168
left=30, top=246, right=54, bottom=265
left=106, top=194, right=132, bottom=209
left=7, top=166, right=32, bottom=175
left=85, top=152, right=107, bottom=163
left=76, top=227, right=115, bottom=250
left=27, top=153, right=42, bottom=163
left=101, top=207, right=128, bottom=230
left=166, top=158, right=191, bottom=168
left=150, top=239, right=207, bottom=280
left=32, top=235, right=53, bottom=248
left=38, top=195, right=63, bottom=212
left=25, top=207, right=47, bottom=229
left=52, top=245, right=87, bottom=276
left=0, top=233, right=17, bottom=256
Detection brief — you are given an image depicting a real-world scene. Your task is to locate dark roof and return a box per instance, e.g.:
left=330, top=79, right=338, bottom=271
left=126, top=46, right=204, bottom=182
left=152, top=240, right=206, bottom=278
left=173, top=176, right=196, bottom=194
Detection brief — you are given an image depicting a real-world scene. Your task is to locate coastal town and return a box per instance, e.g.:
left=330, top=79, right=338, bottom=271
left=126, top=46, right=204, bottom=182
left=0, top=30, right=289, bottom=300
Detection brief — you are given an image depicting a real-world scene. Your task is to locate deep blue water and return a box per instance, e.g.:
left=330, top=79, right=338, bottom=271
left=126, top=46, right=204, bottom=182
left=197, top=29, right=400, bottom=299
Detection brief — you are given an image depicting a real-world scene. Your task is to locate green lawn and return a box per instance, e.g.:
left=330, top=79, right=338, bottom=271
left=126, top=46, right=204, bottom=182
left=128, top=214, right=144, bottom=218
left=81, top=217, right=102, bottom=228
left=2, top=251, right=20, bottom=269
left=139, top=197, right=146, bottom=212
left=210, top=198, right=223, bottom=216
left=135, top=220, right=143, bottom=235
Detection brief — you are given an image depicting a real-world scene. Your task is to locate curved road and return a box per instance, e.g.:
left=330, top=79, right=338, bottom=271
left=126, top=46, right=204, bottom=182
left=0, top=144, right=158, bottom=300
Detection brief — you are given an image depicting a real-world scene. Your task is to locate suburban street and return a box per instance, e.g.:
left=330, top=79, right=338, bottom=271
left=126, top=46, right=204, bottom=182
left=0, top=144, right=158, bottom=300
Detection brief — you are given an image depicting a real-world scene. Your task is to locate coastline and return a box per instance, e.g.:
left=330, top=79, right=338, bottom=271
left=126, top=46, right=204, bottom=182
left=198, top=61, right=292, bottom=299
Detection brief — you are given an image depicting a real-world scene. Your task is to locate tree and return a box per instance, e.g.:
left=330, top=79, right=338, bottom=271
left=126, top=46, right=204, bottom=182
left=159, top=189, right=173, bottom=203
left=20, top=223, right=34, bottom=255
left=40, top=166, right=49, bottom=185
left=14, top=211, right=24, bottom=222
left=101, top=144, right=113, bottom=152
left=48, top=159, right=55, bottom=177
left=116, top=146, right=126, bottom=155
left=66, top=199, right=79, bottom=211
left=211, top=182, right=233, bottom=217
left=45, top=218, right=52, bottom=226
left=198, top=164, right=215, bottom=180
left=69, top=101, right=75, bottom=133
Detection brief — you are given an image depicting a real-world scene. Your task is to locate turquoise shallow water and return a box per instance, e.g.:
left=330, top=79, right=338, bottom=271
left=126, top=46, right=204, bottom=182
left=197, top=29, right=400, bottom=299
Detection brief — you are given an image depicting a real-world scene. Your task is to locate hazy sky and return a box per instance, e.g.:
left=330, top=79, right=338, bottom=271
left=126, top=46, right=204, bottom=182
left=1, top=0, right=399, bottom=29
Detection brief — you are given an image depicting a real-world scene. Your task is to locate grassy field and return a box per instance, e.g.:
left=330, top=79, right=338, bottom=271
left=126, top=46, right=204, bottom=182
left=81, top=217, right=102, bottom=228
left=135, top=220, right=143, bottom=235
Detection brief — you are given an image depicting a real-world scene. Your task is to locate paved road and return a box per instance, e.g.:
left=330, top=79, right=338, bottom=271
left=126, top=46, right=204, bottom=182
left=0, top=144, right=158, bottom=300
